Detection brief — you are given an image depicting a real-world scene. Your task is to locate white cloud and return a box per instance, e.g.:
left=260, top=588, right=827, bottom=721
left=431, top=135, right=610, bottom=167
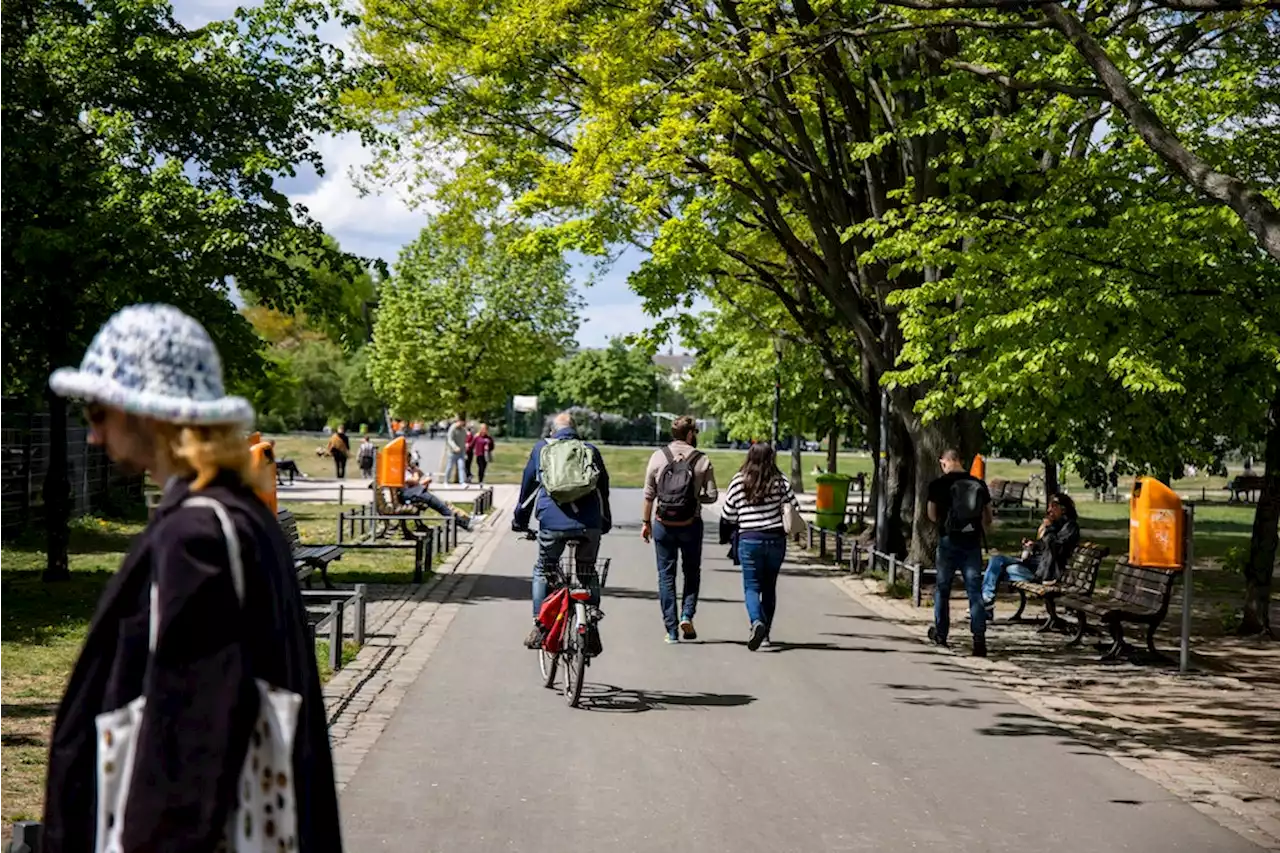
left=291, top=132, right=436, bottom=264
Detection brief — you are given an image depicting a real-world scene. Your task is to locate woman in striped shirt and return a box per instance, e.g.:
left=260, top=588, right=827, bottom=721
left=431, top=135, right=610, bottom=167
left=720, top=443, right=800, bottom=650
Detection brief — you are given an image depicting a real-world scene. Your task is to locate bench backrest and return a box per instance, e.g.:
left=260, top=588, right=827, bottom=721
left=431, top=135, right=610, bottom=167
left=988, top=479, right=1008, bottom=501
left=1060, top=541, right=1108, bottom=596
left=1233, top=475, right=1265, bottom=488
left=1005, top=481, right=1028, bottom=500
left=277, top=508, right=303, bottom=551
left=1110, top=559, right=1178, bottom=614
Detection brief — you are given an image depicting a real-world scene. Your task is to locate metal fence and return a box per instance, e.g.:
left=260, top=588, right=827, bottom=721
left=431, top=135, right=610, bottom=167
left=1, top=399, right=143, bottom=540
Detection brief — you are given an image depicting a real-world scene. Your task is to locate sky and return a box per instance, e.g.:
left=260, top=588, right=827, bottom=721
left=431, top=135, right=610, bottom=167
left=171, top=0, right=699, bottom=350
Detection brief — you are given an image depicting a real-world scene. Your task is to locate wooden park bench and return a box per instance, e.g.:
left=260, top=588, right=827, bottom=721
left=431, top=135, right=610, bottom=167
left=278, top=508, right=341, bottom=589
left=1008, top=542, right=1109, bottom=631
left=992, top=479, right=1029, bottom=509
left=1228, top=474, right=1266, bottom=502
left=1058, top=557, right=1178, bottom=662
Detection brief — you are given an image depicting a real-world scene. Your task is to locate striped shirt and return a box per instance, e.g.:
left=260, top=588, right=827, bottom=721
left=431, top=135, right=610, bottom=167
left=720, top=472, right=799, bottom=533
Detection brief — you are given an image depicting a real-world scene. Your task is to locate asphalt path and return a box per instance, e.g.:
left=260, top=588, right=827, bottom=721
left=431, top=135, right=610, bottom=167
left=340, top=489, right=1259, bottom=852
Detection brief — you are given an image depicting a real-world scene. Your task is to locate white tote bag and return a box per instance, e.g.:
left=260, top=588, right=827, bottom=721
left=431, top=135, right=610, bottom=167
left=781, top=497, right=805, bottom=536
left=94, top=496, right=303, bottom=853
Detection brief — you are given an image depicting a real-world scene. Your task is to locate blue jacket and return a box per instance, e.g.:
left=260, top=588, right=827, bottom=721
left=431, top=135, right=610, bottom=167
left=513, top=428, right=612, bottom=533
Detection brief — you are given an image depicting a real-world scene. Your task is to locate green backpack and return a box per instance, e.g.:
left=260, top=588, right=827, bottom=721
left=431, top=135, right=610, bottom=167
left=539, top=437, right=600, bottom=504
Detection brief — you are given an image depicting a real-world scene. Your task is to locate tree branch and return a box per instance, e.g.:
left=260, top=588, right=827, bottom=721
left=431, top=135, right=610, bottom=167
left=940, top=55, right=1106, bottom=98
left=1043, top=2, right=1280, bottom=261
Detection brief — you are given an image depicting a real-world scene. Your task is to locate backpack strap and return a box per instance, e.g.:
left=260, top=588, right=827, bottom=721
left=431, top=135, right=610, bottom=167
left=149, top=496, right=244, bottom=653
left=661, top=445, right=675, bottom=465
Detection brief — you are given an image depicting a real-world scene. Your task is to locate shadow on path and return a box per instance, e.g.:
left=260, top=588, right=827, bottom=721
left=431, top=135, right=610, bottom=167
left=574, top=683, right=757, bottom=713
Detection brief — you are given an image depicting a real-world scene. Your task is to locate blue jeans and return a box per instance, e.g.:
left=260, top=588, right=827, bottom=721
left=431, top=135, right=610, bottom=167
left=653, top=519, right=703, bottom=636
left=402, top=486, right=470, bottom=529
left=739, top=536, right=786, bottom=630
left=531, top=528, right=601, bottom=617
left=934, top=536, right=986, bottom=641
left=982, top=555, right=1036, bottom=603
left=447, top=451, right=468, bottom=484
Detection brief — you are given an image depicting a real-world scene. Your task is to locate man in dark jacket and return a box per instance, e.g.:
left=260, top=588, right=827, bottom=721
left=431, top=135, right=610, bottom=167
left=512, top=411, right=612, bottom=648
left=982, top=493, right=1081, bottom=609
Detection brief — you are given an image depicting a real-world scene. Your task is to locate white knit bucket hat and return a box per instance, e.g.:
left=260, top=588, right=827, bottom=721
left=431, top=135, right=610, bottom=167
left=49, top=303, right=255, bottom=426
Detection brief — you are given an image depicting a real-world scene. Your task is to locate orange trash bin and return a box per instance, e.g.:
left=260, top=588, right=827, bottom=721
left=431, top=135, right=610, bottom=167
left=1129, top=477, right=1184, bottom=568
left=377, top=436, right=407, bottom=488
left=969, top=454, right=986, bottom=481
left=249, top=441, right=278, bottom=513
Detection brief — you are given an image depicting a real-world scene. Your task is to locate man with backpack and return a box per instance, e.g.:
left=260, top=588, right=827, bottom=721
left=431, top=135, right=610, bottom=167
left=926, top=448, right=993, bottom=657
left=642, top=416, right=718, bottom=643
left=512, top=411, right=613, bottom=649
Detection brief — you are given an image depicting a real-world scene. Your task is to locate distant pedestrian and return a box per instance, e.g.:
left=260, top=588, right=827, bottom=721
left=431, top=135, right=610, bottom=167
left=642, top=415, right=717, bottom=643
left=464, top=424, right=477, bottom=483
left=357, top=434, right=376, bottom=478
left=720, top=443, right=799, bottom=650
left=472, top=423, right=495, bottom=484
left=325, top=423, right=350, bottom=478
left=926, top=449, right=993, bottom=657
left=43, top=303, right=342, bottom=853
left=446, top=414, right=469, bottom=485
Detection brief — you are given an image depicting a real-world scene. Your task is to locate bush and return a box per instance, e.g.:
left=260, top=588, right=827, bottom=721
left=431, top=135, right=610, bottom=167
left=256, top=412, right=291, bottom=434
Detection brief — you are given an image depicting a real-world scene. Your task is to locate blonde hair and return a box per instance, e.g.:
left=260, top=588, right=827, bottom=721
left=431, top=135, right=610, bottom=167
left=153, top=422, right=261, bottom=491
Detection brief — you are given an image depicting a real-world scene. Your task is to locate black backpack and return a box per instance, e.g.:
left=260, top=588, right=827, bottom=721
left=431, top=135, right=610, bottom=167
left=655, top=447, right=702, bottom=524
left=946, top=477, right=986, bottom=536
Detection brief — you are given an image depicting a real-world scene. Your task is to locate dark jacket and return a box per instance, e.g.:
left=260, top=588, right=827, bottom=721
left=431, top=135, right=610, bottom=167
left=43, top=474, right=341, bottom=853
left=1032, top=517, right=1081, bottom=582
left=513, top=427, right=612, bottom=533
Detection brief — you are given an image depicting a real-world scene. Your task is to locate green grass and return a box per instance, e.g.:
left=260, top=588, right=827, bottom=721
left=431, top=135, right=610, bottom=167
left=266, top=432, right=1253, bottom=501
left=314, top=640, right=361, bottom=683
left=1, top=516, right=144, bottom=822
left=267, top=432, right=891, bottom=488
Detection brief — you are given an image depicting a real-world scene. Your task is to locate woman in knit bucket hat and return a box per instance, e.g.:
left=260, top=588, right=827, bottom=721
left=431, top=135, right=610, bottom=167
left=43, top=304, right=343, bottom=853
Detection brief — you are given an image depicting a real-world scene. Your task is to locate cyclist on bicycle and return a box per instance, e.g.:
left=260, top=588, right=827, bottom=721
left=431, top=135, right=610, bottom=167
left=512, top=411, right=613, bottom=649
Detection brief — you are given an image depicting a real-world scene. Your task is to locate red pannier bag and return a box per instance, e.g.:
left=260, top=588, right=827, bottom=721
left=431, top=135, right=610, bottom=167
left=537, top=587, right=570, bottom=651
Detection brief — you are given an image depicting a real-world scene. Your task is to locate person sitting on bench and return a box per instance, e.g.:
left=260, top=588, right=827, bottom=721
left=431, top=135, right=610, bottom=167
left=981, top=493, right=1080, bottom=613
left=269, top=440, right=303, bottom=484
left=402, top=463, right=471, bottom=530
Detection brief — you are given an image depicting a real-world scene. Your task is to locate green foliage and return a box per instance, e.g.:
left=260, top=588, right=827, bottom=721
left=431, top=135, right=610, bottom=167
left=340, top=347, right=384, bottom=429
left=549, top=340, right=657, bottom=420
left=1, top=0, right=373, bottom=394
left=369, top=220, right=579, bottom=420
left=683, top=285, right=859, bottom=442
left=232, top=308, right=382, bottom=431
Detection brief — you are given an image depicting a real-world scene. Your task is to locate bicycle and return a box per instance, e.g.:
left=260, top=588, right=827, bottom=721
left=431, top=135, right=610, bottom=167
left=524, top=532, right=611, bottom=708
left=1027, top=473, right=1046, bottom=504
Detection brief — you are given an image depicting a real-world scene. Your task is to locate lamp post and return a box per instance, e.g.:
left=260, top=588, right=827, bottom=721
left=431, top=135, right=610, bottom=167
left=772, top=337, right=783, bottom=448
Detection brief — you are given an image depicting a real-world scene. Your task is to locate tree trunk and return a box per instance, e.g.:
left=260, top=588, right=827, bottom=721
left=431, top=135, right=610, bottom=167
left=1241, top=388, right=1279, bottom=637
left=790, top=435, right=805, bottom=494
left=43, top=389, right=72, bottom=582
left=1044, top=455, right=1060, bottom=498
left=826, top=428, right=838, bottom=474
left=886, top=416, right=914, bottom=559
left=893, top=396, right=981, bottom=565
